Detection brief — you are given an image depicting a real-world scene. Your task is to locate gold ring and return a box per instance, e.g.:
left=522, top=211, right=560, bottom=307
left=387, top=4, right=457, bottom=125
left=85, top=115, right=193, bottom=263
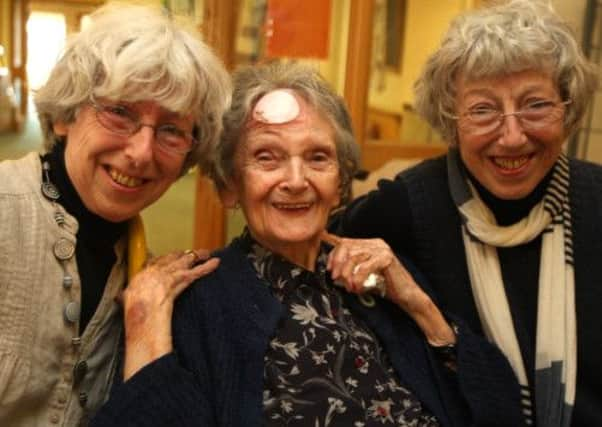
left=184, top=249, right=197, bottom=261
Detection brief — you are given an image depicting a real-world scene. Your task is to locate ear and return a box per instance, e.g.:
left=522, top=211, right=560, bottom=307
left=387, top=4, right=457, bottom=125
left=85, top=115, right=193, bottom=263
left=218, top=182, right=240, bottom=209
left=53, top=121, right=69, bottom=136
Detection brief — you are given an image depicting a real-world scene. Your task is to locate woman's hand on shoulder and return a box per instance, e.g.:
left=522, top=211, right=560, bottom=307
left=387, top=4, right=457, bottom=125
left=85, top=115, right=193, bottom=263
left=121, top=249, right=219, bottom=380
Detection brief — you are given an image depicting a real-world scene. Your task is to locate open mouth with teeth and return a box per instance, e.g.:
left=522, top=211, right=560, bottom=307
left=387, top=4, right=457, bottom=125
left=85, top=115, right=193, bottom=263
left=273, top=202, right=313, bottom=210
left=108, top=167, right=145, bottom=188
left=492, top=155, right=531, bottom=171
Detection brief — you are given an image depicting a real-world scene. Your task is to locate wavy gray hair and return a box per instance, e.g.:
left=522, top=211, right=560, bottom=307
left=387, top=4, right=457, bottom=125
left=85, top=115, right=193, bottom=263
left=34, top=1, right=231, bottom=174
left=211, top=62, right=360, bottom=205
left=414, top=0, right=599, bottom=145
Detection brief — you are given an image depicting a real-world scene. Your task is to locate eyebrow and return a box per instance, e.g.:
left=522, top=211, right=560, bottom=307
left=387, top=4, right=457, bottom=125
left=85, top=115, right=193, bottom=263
left=463, top=83, right=556, bottom=99
left=113, top=100, right=187, bottom=121
left=246, top=131, right=336, bottom=151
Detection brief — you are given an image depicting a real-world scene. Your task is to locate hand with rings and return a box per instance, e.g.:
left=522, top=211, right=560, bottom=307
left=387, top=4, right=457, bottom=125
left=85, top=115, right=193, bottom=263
left=121, top=248, right=219, bottom=380
left=322, top=231, right=456, bottom=347
left=321, top=231, right=429, bottom=313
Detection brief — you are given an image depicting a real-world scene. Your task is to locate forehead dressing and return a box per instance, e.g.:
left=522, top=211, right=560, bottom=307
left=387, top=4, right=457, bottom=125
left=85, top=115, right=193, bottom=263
left=247, top=89, right=335, bottom=140
left=252, top=89, right=301, bottom=124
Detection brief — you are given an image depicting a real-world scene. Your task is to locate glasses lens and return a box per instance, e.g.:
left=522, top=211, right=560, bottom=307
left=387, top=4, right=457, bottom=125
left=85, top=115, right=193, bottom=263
left=156, top=125, right=194, bottom=154
left=520, top=103, right=565, bottom=129
left=96, top=105, right=137, bottom=135
left=469, top=109, right=499, bottom=125
left=459, top=101, right=567, bottom=135
left=459, top=110, right=501, bottom=135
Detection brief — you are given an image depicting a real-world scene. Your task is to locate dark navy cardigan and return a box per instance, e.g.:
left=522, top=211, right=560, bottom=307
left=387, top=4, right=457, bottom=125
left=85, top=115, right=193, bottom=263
left=336, top=156, right=602, bottom=427
left=92, top=238, right=523, bottom=427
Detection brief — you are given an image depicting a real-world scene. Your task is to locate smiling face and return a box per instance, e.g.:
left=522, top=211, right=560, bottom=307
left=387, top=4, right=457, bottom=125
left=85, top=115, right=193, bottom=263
left=54, top=100, right=191, bottom=222
left=455, top=70, right=567, bottom=200
left=221, top=95, right=341, bottom=267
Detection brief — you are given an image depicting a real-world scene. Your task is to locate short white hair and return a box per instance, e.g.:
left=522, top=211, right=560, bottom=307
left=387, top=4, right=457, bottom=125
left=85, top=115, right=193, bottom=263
left=414, top=0, right=599, bottom=145
left=35, top=1, right=231, bottom=173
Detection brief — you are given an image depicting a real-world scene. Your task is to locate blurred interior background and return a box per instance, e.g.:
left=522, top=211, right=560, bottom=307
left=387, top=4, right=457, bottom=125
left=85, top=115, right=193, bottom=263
left=0, top=0, right=600, bottom=255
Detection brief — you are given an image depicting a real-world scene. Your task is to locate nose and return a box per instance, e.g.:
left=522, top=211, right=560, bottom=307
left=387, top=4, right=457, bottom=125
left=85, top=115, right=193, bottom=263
left=281, top=157, right=308, bottom=193
left=498, top=113, right=527, bottom=148
left=124, top=124, right=155, bottom=167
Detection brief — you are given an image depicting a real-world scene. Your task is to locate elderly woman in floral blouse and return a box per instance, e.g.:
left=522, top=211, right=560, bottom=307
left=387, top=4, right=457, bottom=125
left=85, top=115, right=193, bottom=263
left=93, top=63, right=524, bottom=427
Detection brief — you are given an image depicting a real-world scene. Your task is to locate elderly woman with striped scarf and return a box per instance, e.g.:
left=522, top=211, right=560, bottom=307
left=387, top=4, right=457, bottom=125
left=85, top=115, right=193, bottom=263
left=336, top=1, right=600, bottom=426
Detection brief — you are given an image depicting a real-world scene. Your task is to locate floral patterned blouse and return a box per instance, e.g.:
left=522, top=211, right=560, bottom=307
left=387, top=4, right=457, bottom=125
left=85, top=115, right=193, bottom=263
left=240, top=231, right=439, bottom=427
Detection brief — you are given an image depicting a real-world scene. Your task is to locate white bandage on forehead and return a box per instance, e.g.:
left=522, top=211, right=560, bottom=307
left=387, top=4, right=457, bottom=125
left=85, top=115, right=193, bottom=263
left=252, top=89, right=301, bottom=124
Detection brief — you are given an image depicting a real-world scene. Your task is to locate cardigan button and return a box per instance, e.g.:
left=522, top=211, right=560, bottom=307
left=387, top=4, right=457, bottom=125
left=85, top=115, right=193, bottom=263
left=63, top=274, right=73, bottom=289
left=79, top=391, right=88, bottom=407
left=63, top=301, right=80, bottom=323
left=53, top=238, right=75, bottom=261
left=42, top=181, right=60, bottom=200
left=53, top=211, right=66, bottom=226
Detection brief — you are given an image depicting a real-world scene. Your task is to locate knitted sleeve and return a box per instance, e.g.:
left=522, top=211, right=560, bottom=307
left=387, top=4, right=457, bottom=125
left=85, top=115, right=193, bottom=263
left=331, top=175, right=415, bottom=256
left=400, top=254, right=526, bottom=427
left=442, top=314, right=526, bottom=427
left=90, top=352, right=216, bottom=427
left=90, top=280, right=218, bottom=427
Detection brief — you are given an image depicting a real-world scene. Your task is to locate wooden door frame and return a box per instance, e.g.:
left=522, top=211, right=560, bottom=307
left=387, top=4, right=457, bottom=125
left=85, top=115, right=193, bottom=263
left=343, top=0, right=374, bottom=151
left=192, top=0, right=239, bottom=250
left=8, top=0, right=28, bottom=131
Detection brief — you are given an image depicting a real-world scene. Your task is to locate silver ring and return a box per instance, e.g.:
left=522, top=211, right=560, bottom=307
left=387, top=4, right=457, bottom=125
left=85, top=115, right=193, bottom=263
left=362, top=273, right=386, bottom=297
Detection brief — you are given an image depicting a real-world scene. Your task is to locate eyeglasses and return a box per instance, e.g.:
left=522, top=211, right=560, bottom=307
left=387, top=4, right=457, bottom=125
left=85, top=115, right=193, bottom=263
left=90, top=100, right=197, bottom=155
left=454, top=100, right=571, bottom=136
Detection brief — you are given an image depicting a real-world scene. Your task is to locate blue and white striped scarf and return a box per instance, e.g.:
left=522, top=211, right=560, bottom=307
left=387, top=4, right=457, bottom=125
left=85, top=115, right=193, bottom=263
left=447, top=148, right=576, bottom=427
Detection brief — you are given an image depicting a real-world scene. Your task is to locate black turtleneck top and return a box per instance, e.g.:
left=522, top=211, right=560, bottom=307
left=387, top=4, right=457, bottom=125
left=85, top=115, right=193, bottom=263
left=42, top=143, right=128, bottom=334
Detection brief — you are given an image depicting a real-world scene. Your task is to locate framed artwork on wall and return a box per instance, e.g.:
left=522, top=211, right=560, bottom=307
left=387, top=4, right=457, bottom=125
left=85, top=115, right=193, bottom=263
left=384, top=0, right=406, bottom=70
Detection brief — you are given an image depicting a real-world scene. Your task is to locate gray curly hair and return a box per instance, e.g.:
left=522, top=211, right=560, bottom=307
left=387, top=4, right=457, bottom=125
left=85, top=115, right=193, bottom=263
left=414, top=0, right=599, bottom=145
left=34, top=1, right=231, bottom=174
left=211, top=62, right=360, bottom=205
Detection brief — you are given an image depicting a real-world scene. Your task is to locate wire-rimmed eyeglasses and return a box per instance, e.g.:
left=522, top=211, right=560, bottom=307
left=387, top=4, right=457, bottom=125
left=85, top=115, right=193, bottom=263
left=453, top=100, right=571, bottom=136
left=89, top=99, right=197, bottom=156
